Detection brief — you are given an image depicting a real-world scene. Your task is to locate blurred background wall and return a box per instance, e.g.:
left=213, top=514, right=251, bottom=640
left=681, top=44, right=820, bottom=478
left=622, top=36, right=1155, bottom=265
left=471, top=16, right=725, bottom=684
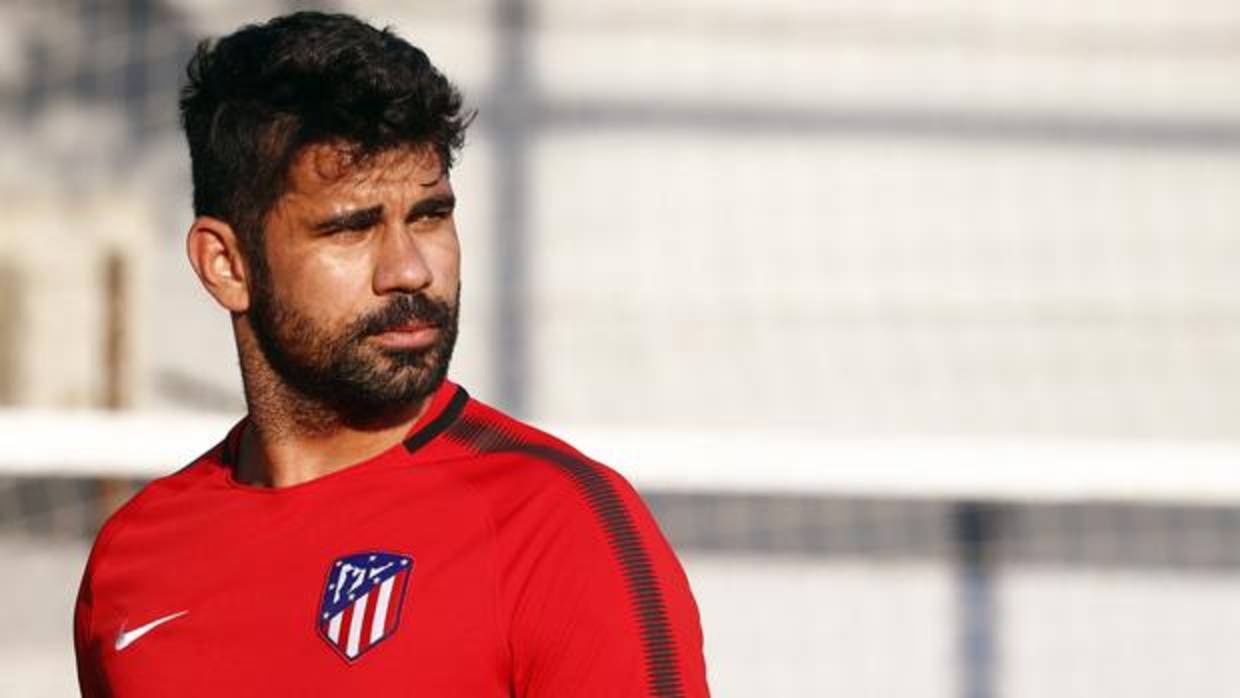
left=2, top=0, right=1240, bottom=696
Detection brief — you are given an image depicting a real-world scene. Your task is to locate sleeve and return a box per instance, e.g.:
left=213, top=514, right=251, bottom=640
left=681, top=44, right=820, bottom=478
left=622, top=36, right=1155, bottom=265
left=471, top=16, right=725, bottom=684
left=505, top=461, right=710, bottom=698
left=74, top=558, right=109, bottom=697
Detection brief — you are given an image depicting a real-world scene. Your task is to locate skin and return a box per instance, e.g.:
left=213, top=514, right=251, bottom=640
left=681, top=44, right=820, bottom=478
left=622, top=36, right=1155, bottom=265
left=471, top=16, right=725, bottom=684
left=186, top=142, right=461, bottom=488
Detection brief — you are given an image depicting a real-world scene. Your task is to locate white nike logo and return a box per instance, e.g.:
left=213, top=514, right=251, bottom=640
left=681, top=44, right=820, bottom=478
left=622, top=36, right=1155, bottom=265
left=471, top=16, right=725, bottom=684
left=114, top=610, right=189, bottom=651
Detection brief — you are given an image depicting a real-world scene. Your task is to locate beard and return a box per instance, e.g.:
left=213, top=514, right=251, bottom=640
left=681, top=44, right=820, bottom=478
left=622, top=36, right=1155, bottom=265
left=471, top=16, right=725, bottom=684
left=247, top=278, right=459, bottom=421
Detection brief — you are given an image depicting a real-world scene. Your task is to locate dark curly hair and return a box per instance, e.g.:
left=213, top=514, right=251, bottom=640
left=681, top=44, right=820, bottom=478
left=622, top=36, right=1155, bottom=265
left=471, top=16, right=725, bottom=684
left=179, top=11, right=471, bottom=271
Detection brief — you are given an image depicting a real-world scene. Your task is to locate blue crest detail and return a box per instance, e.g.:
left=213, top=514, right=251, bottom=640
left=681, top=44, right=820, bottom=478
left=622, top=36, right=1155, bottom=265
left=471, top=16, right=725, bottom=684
left=316, top=550, right=414, bottom=662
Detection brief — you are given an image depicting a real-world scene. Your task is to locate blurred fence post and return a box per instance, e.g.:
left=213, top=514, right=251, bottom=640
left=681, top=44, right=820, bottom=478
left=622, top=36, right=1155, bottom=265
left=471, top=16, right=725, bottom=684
left=955, top=502, right=1002, bottom=698
left=0, top=261, right=19, bottom=405
left=491, top=0, right=533, bottom=417
left=98, top=249, right=131, bottom=525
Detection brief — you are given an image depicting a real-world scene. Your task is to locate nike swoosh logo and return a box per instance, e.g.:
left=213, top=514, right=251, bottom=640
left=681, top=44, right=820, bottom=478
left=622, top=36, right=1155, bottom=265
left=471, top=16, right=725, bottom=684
left=115, top=610, right=189, bottom=651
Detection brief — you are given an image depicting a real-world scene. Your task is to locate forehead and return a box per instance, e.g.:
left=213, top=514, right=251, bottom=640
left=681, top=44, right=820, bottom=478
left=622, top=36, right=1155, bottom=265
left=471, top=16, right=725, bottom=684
left=283, top=142, right=447, bottom=199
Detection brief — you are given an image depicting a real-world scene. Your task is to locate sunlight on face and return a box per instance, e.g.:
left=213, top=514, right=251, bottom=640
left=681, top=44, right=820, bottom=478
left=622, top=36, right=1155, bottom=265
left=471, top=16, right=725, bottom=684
left=247, top=143, right=462, bottom=417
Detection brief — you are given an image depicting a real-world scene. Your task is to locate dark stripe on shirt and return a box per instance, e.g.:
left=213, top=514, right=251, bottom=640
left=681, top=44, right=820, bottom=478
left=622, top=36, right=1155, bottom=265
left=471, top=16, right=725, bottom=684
left=403, top=385, right=470, bottom=454
left=445, top=414, right=685, bottom=698
left=219, top=384, right=468, bottom=466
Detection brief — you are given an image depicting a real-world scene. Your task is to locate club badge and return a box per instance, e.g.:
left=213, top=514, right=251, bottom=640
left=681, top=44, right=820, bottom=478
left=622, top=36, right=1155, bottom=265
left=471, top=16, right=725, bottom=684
left=317, top=551, right=413, bottom=662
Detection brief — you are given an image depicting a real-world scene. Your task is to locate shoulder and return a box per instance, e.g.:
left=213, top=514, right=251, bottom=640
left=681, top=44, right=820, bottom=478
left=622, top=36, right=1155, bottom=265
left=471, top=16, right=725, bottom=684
left=433, top=391, right=680, bottom=590
left=81, top=437, right=226, bottom=581
left=438, top=393, right=646, bottom=517
left=435, top=391, right=709, bottom=696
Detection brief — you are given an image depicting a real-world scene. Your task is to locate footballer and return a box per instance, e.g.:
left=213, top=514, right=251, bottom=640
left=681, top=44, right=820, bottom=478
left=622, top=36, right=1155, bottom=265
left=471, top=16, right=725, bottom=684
left=73, top=11, right=709, bottom=697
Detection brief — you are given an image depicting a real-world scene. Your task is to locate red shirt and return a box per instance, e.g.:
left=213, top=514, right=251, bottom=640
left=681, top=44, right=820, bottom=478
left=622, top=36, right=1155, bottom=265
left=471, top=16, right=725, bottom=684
left=74, top=379, right=710, bottom=697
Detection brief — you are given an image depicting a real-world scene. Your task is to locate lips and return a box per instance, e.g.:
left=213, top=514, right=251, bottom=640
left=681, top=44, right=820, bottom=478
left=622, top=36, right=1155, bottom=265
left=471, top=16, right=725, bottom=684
left=371, top=322, right=440, bottom=349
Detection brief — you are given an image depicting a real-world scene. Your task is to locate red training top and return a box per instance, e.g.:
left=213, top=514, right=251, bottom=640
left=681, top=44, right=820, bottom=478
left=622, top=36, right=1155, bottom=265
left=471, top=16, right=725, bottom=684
left=74, top=379, right=710, bottom=697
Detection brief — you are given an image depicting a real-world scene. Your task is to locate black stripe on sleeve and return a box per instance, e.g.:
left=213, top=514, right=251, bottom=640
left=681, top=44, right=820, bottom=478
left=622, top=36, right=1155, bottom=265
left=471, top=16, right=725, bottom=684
left=445, top=415, right=686, bottom=698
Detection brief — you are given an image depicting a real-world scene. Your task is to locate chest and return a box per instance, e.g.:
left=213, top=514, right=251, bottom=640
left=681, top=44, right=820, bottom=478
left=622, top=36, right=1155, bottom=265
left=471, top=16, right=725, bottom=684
left=87, top=482, right=509, bottom=696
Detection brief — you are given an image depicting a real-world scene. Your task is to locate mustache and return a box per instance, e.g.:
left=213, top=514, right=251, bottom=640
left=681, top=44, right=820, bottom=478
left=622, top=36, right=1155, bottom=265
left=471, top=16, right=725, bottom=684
left=353, top=293, right=454, bottom=338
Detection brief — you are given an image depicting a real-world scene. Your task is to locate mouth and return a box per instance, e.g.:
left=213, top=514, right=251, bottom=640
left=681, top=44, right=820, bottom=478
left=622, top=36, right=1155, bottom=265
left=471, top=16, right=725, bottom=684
left=370, top=322, right=440, bottom=349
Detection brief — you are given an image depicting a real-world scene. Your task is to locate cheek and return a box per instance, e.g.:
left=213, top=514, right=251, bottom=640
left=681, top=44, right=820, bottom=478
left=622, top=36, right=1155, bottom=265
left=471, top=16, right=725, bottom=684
left=276, top=253, right=375, bottom=325
left=427, top=235, right=462, bottom=290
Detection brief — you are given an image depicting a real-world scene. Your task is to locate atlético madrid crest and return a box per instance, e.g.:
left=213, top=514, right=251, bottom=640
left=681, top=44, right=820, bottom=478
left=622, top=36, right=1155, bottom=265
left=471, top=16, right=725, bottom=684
left=317, top=551, right=413, bottom=662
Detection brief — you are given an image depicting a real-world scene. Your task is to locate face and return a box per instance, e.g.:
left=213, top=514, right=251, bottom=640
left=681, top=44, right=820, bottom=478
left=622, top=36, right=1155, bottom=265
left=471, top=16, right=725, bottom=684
left=246, top=143, right=461, bottom=418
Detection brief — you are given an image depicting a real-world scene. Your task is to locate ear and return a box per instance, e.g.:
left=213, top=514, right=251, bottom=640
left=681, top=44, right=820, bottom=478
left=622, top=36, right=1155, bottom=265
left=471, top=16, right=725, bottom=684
left=186, top=216, right=252, bottom=313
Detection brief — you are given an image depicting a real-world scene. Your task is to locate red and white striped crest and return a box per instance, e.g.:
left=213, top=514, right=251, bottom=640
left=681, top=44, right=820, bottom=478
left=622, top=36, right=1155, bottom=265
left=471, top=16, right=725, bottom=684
left=317, top=551, right=413, bottom=662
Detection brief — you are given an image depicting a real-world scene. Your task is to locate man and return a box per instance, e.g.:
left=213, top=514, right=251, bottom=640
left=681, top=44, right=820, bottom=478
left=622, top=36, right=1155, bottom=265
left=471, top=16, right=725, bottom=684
left=73, top=12, right=709, bottom=697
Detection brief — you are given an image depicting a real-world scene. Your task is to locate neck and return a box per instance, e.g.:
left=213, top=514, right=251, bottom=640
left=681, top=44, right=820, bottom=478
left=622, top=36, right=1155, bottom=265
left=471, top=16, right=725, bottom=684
left=232, top=330, right=434, bottom=489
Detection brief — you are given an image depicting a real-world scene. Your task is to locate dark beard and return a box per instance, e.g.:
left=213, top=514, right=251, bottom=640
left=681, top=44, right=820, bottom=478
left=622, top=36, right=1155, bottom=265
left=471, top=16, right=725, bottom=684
left=247, top=279, right=459, bottom=423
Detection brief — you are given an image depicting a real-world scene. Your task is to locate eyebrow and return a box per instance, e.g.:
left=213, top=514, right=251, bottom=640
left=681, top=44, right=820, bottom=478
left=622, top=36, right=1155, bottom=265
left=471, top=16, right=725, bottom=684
left=312, top=205, right=383, bottom=232
left=311, top=193, right=456, bottom=233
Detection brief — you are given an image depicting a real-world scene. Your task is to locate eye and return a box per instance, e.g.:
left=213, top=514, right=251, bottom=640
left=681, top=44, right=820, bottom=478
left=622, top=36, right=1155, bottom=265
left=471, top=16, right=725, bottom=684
left=410, top=207, right=453, bottom=228
left=316, top=222, right=377, bottom=243
left=323, top=225, right=366, bottom=236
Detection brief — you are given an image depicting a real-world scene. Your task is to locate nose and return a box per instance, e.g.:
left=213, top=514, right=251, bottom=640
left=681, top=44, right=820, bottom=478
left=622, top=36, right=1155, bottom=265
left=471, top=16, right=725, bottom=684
left=372, top=227, right=432, bottom=295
